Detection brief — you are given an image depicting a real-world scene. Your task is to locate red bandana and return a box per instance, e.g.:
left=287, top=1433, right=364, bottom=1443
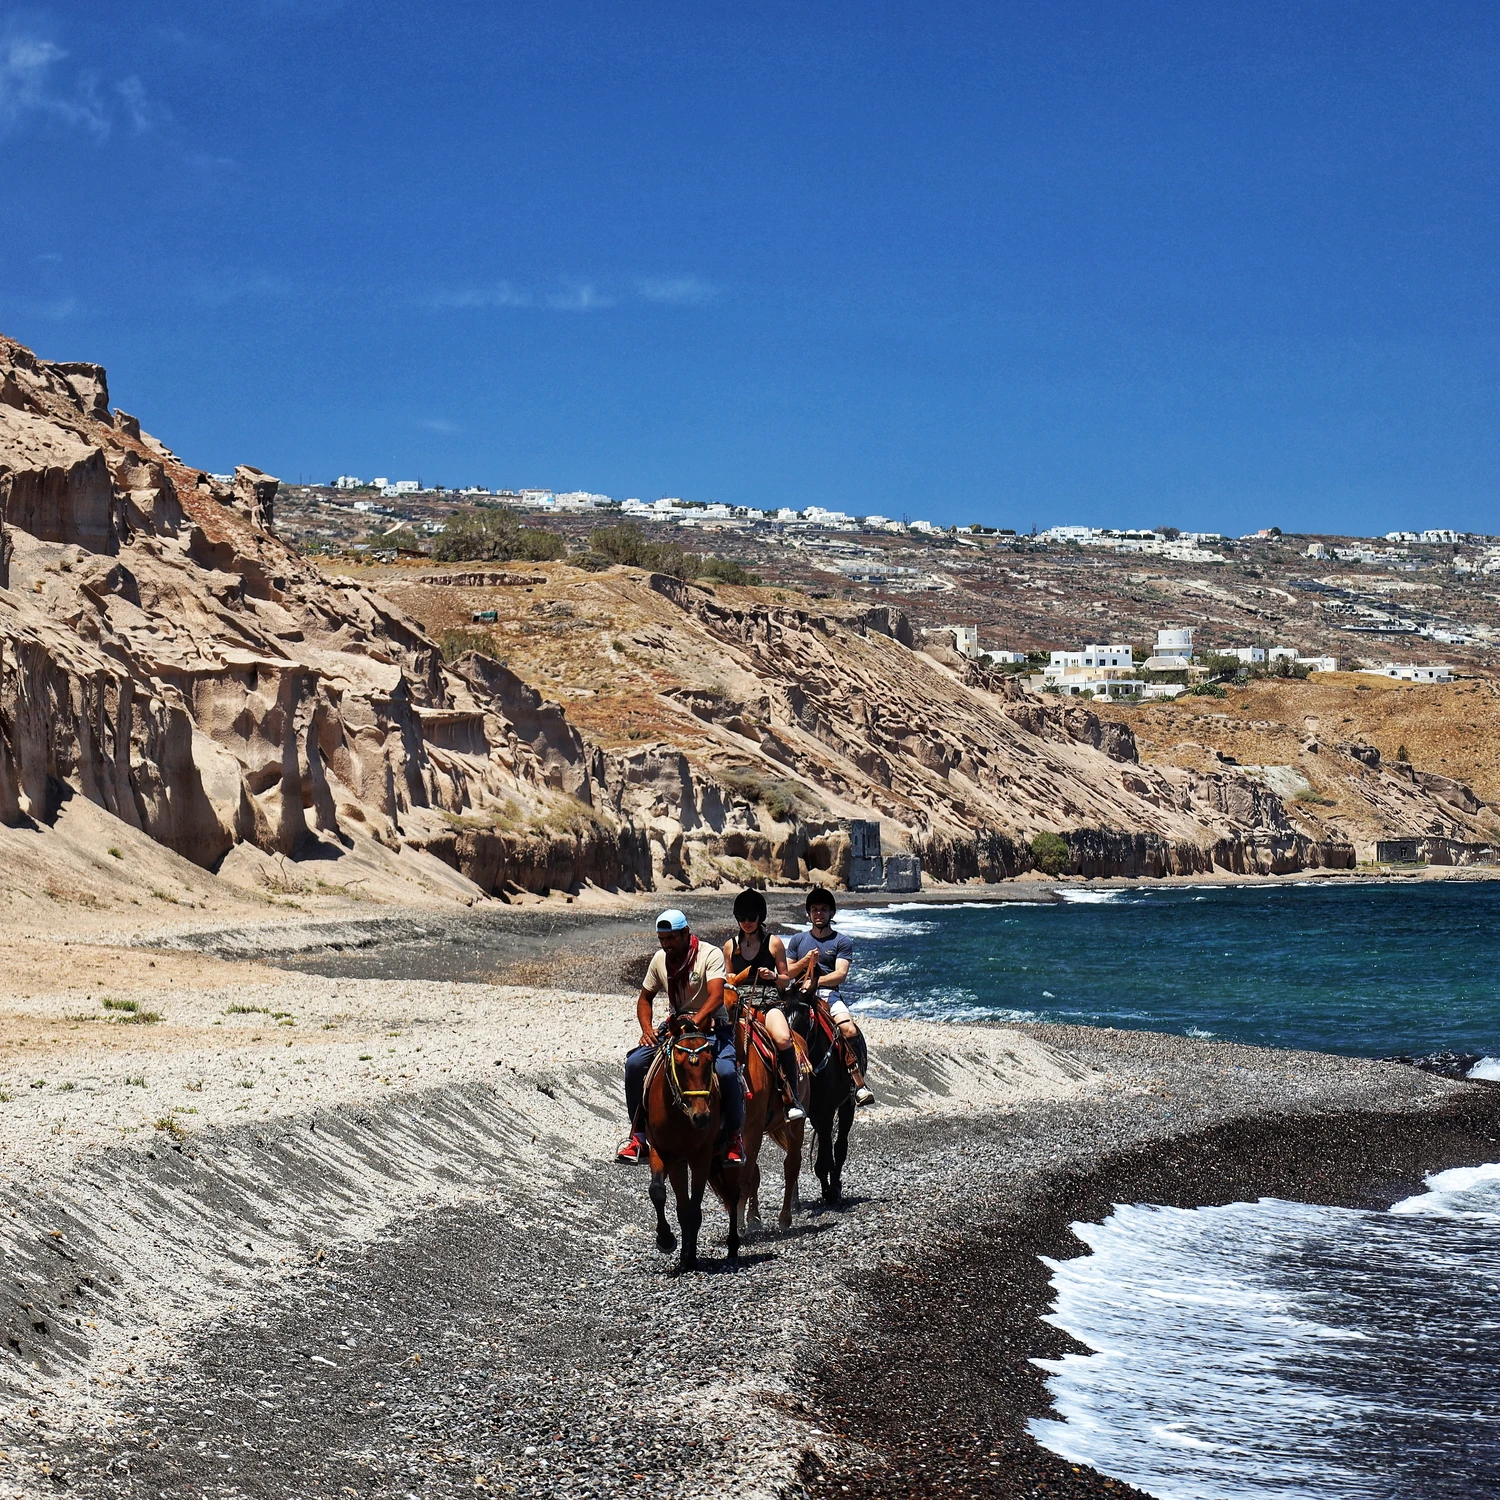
left=665, top=935, right=700, bottom=1012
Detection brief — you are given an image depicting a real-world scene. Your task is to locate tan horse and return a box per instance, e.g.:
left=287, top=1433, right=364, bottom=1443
left=736, top=1003, right=809, bottom=1235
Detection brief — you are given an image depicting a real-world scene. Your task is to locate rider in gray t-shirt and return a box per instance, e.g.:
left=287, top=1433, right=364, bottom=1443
left=785, top=888, right=874, bottom=1106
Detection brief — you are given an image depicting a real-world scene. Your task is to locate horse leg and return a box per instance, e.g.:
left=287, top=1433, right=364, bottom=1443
left=814, top=1111, right=837, bottom=1205
left=721, top=1159, right=741, bottom=1265
left=649, top=1169, right=675, bottom=1253
left=779, top=1119, right=804, bottom=1228
left=743, top=1128, right=764, bottom=1237
left=831, top=1097, right=854, bottom=1204
left=672, top=1160, right=699, bottom=1272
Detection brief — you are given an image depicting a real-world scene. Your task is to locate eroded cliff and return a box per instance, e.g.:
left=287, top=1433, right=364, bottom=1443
left=2, top=330, right=1485, bottom=903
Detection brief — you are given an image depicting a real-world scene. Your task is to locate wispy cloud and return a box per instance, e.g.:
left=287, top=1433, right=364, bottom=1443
left=426, top=282, right=533, bottom=310
left=421, top=418, right=460, bottom=435
left=185, top=272, right=290, bottom=307
left=0, top=29, right=158, bottom=140
left=545, top=282, right=613, bottom=312
left=636, top=277, right=718, bottom=307
left=26, top=295, right=81, bottom=321
left=425, top=277, right=712, bottom=313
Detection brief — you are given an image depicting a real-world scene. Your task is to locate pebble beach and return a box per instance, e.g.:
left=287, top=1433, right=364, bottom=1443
left=0, top=902, right=1495, bottom=1498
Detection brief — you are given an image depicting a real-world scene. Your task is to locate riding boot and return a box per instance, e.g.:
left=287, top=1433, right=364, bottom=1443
left=840, top=1032, right=875, bottom=1107
left=778, top=1046, right=805, bottom=1121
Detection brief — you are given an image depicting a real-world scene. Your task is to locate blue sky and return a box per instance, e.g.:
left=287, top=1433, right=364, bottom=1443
left=3, top=1, right=1498, bottom=535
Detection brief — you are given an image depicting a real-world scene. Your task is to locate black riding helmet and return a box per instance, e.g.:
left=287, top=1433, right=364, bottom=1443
left=805, top=887, right=837, bottom=915
left=733, top=888, right=768, bottom=923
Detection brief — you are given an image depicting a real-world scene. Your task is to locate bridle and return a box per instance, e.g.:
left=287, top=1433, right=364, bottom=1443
left=664, top=1025, right=718, bottom=1115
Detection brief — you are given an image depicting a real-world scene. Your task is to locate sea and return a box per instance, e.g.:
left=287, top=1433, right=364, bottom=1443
left=827, top=881, right=1500, bottom=1499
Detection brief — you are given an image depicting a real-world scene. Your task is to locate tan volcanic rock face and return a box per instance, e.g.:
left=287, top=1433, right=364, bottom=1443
left=0, top=327, right=1486, bottom=904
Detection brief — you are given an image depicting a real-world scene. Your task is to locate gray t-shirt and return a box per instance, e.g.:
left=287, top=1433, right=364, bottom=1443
left=785, top=928, right=853, bottom=998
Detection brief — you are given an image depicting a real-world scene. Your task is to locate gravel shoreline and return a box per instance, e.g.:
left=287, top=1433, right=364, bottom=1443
left=2, top=1000, right=1490, bottom=1499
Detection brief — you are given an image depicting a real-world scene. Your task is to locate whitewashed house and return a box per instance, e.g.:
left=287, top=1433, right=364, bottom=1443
left=1360, top=663, right=1454, bottom=683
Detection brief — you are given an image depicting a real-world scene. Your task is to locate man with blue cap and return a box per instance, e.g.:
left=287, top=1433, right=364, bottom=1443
left=616, top=908, right=745, bottom=1165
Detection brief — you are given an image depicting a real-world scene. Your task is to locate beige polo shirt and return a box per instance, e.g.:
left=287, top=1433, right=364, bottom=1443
left=644, top=941, right=728, bottom=1023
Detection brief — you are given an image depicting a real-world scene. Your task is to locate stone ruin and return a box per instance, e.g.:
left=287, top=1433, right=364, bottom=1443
left=848, top=819, right=922, bottom=893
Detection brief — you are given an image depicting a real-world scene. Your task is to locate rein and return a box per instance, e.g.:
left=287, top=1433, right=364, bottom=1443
left=665, top=1029, right=717, bottom=1114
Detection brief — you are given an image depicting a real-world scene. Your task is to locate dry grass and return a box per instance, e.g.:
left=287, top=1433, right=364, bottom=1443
left=1119, top=674, right=1500, bottom=799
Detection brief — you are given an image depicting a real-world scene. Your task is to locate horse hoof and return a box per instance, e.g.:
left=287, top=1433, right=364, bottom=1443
left=778, top=1212, right=792, bottom=1229
left=657, top=1230, right=677, bottom=1253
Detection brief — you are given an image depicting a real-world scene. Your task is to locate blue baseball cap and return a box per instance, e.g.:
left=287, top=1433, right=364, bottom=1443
left=656, top=909, right=689, bottom=932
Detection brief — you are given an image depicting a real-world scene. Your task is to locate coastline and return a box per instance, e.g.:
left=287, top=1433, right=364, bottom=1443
left=2, top=952, right=1493, bottom=1497
left=799, top=1052, right=1500, bottom=1500
left=3, top=901, right=1499, bottom=1497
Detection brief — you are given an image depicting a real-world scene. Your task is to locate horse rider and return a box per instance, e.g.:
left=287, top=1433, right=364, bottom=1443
left=617, top=909, right=746, bottom=1166
left=785, top=888, right=875, bottom=1106
left=724, top=888, right=806, bottom=1123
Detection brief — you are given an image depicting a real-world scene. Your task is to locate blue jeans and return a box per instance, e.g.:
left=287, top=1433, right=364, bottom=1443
left=624, top=1029, right=742, bottom=1135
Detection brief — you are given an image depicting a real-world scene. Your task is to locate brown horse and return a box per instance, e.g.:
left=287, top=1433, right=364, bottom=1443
left=645, top=1020, right=741, bottom=1272
left=735, top=1006, right=808, bottom=1236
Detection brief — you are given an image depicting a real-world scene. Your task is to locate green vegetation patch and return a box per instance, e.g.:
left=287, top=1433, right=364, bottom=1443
left=719, top=769, right=807, bottom=823
left=432, top=508, right=567, bottom=563
left=438, top=627, right=504, bottom=663
left=1029, top=831, right=1072, bottom=876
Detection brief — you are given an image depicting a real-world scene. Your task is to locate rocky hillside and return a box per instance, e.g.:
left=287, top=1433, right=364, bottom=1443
left=0, top=331, right=1487, bottom=905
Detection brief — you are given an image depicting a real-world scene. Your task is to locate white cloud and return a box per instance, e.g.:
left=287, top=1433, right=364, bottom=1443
left=28, top=296, right=80, bottom=321
left=636, top=277, right=718, bottom=307
left=425, top=280, right=614, bottom=312
left=0, top=29, right=158, bottom=140
left=545, top=282, right=613, bottom=312
left=421, top=418, right=459, bottom=435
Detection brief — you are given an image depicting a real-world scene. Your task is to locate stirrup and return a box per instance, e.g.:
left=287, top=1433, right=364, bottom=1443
left=785, top=1101, right=807, bottom=1121
left=725, top=1132, right=746, bottom=1166
left=854, top=1085, right=875, bottom=1106
left=616, top=1132, right=648, bottom=1163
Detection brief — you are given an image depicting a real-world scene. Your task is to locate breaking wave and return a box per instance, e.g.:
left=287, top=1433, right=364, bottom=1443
left=1030, top=1171, right=1500, bottom=1498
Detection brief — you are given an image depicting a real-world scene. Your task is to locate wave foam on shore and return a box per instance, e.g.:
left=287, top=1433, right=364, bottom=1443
left=1030, top=1180, right=1500, bottom=1498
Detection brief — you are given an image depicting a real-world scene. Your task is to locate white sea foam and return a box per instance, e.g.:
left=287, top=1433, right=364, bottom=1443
left=796, top=910, right=937, bottom=939
left=1057, top=889, right=1126, bottom=904
left=1469, top=1056, right=1500, bottom=1081
left=1390, top=1160, right=1500, bottom=1221
left=1029, top=1188, right=1500, bottom=1498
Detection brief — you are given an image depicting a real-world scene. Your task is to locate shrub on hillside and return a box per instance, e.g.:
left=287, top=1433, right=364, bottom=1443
left=438, top=628, right=503, bottom=663
left=587, top=523, right=761, bottom=585
left=432, top=508, right=566, bottom=563
left=1029, top=831, right=1071, bottom=876
left=696, top=556, right=761, bottom=585
left=588, top=522, right=692, bottom=578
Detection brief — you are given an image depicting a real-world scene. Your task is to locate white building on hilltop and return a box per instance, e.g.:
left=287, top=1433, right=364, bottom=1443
left=333, top=475, right=363, bottom=490
left=1154, top=627, right=1194, bottom=659
left=1047, top=643, right=1134, bottom=675
left=1360, top=663, right=1454, bottom=683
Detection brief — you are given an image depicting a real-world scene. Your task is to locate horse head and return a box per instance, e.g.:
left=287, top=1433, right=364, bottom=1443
left=667, top=1022, right=717, bottom=1129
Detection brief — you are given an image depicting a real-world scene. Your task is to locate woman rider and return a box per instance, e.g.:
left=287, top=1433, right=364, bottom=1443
left=724, top=889, right=806, bottom=1122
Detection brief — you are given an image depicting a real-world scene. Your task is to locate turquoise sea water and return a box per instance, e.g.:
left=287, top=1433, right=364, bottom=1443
left=824, top=880, right=1500, bottom=1497
left=826, top=881, right=1500, bottom=1060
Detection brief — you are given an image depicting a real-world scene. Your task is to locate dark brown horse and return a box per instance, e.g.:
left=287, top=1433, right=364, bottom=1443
left=645, top=1020, right=741, bottom=1271
left=735, top=1001, right=808, bottom=1235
